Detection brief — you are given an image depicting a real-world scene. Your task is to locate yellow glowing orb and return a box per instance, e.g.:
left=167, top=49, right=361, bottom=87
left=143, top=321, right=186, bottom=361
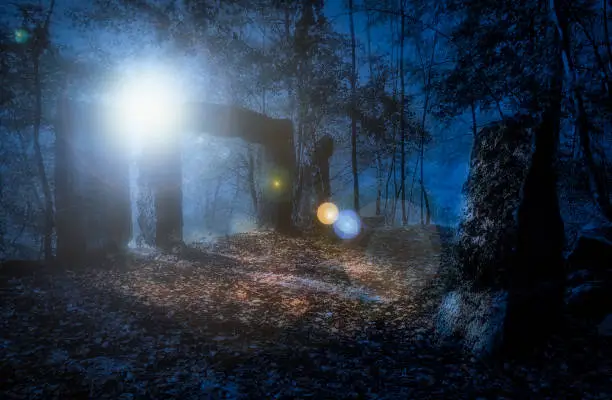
left=317, top=202, right=339, bottom=225
left=273, top=180, right=281, bottom=188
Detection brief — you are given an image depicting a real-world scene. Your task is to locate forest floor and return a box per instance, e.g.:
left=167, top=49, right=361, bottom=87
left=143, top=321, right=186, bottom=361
left=1, top=227, right=611, bottom=399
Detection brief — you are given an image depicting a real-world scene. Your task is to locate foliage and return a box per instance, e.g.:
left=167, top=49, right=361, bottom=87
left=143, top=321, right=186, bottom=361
left=440, top=1, right=552, bottom=115
left=0, top=13, right=63, bottom=259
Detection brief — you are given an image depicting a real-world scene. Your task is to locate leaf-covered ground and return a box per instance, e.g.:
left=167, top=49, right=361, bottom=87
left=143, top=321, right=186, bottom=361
left=1, top=227, right=611, bottom=399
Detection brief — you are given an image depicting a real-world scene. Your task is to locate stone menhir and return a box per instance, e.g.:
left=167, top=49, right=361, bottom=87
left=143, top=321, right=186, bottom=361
left=445, top=111, right=566, bottom=359
left=55, top=98, right=132, bottom=265
left=455, top=116, right=534, bottom=289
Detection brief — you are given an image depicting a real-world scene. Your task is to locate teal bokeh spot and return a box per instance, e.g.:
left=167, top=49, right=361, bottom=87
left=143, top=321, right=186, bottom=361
left=14, top=29, right=30, bottom=44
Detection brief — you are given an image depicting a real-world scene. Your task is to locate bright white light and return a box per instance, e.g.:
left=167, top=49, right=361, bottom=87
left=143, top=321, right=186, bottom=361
left=112, top=67, right=183, bottom=142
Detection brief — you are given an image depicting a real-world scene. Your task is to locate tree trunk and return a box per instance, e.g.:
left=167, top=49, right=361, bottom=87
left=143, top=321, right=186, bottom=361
left=384, top=147, right=395, bottom=216
left=367, top=7, right=382, bottom=216
left=255, top=26, right=266, bottom=224
left=501, top=35, right=565, bottom=358
left=421, top=183, right=431, bottom=225
left=211, top=175, right=223, bottom=223
left=603, top=0, right=612, bottom=73
left=554, top=0, right=612, bottom=221
left=314, top=136, right=333, bottom=205
left=32, top=55, right=54, bottom=261
left=575, top=21, right=611, bottom=97
left=471, top=100, right=478, bottom=137
left=400, top=2, right=407, bottom=225
left=292, top=121, right=305, bottom=225
left=247, top=147, right=259, bottom=221
left=409, top=155, right=420, bottom=222
left=226, top=172, right=241, bottom=234
left=349, top=0, right=360, bottom=212
left=366, top=9, right=374, bottom=80
left=418, top=32, right=437, bottom=225
left=376, top=153, right=383, bottom=216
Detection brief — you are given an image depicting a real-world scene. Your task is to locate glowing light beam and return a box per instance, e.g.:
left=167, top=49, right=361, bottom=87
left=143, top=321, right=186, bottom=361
left=110, top=66, right=184, bottom=144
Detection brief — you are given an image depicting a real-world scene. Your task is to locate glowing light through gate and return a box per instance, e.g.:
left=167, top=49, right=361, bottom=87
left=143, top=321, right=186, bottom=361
left=110, top=66, right=184, bottom=144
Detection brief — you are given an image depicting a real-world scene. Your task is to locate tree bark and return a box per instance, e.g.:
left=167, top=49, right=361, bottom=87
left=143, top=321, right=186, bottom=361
left=349, top=0, right=360, bottom=212
left=421, top=183, right=431, bottom=225
left=32, top=47, right=54, bottom=261
left=418, top=31, right=438, bottom=225
left=501, top=28, right=565, bottom=357
left=471, top=101, right=478, bottom=137
left=367, top=6, right=383, bottom=216
left=399, top=1, right=407, bottom=225
left=553, top=0, right=612, bottom=221
left=603, top=0, right=612, bottom=73
left=376, top=153, right=383, bottom=216
left=246, top=147, right=260, bottom=222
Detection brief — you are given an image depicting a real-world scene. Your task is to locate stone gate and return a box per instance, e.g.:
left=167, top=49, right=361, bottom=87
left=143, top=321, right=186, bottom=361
left=54, top=98, right=295, bottom=264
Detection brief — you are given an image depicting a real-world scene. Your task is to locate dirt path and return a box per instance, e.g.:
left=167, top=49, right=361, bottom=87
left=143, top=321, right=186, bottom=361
left=1, top=228, right=609, bottom=399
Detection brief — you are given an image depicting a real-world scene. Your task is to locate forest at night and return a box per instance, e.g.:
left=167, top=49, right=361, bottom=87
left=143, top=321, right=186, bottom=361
left=1, top=0, right=612, bottom=398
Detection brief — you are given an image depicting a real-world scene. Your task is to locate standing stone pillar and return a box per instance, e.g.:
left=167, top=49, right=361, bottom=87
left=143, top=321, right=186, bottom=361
left=144, top=135, right=183, bottom=250
left=185, top=103, right=296, bottom=233
left=311, top=135, right=334, bottom=235
left=54, top=98, right=86, bottom=265
left=100, top=122, right=132, bottom=253
left=136, top=152, right=157, bottom=247
left=260, top=119, right=295, bottom=233
left=55, top=100, right=132, bottom=263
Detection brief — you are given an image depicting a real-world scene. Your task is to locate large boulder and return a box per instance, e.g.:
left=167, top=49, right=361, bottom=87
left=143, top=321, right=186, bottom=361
left=454, top=117, right=534, bottom=289
left=439, top=117, right=534, bottom=359
left=567, top=223, right=612, bottom=274
left=565, top=281, right=612, bottom=321
left=598, top=314, right=612, bottom=336
left=565, top=223, right=612, bottom=321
